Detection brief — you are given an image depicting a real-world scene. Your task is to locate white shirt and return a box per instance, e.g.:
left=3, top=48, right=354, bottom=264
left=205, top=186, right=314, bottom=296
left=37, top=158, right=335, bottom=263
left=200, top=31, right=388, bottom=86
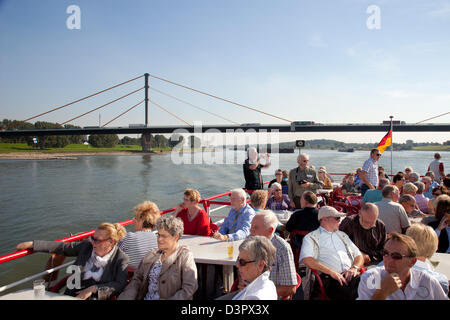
left=299, top=227, right=361, bottom=274
left=357, top=266, right=448, bottom=300
left=232, top=271, right=277, bottom=300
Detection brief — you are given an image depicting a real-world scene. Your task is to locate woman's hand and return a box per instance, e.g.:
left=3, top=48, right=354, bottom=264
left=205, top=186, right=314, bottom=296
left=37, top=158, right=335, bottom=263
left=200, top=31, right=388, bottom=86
left=437, top=216, right=449, bottom=231
left=76, top=285, right=97, bottom=300
left=174, top=203, right=186, bottom=215
left=16, top=241, right=33, bottom=251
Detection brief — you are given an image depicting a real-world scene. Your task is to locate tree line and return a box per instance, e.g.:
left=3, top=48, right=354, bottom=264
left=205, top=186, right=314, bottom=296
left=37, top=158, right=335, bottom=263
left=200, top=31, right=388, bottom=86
left=0, top=119, right=189, bottom=149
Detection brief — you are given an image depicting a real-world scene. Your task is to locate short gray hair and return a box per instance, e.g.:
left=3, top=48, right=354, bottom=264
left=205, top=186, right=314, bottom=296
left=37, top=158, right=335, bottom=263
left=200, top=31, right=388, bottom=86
left=239, top=236, right=276, bottom=272
left=382, top=185, right=398, bottom=198
left=271, top=182, right=282, bottom=191
left=157, top=215, right=184, bottom=238
left=297, top=153, right=309, bottom=161
left=409, top=172, right=420, bottom=182
left=414, top=181, right=425, bottom=194
left=230, top=188, right=247, bottom=201
left=254, top=210, right=279, bottom=235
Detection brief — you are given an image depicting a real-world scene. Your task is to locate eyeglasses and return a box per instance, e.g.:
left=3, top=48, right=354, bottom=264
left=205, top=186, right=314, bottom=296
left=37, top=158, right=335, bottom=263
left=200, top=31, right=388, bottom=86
left=237, top=258, right=256, bottom=266
left=275, top=173, right=282, bottom=176
left=90, top=236, right=110, bottom=244
left=381, top=249, right=413, bottom=260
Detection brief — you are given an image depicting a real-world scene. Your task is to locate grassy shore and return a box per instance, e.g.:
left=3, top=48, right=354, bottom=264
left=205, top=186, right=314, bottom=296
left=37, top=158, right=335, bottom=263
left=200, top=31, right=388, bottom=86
left=412, top=145, right=450, bottom=151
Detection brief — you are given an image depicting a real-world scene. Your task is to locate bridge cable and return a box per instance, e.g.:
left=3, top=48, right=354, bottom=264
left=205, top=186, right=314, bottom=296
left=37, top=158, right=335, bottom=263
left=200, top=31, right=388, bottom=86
left=9, top=75, right=144, bottom=129
left=415, top=111, right=450, bottom=124
left=101, top=99, right=145, bottom=128
left=149, top=99, right=193, bottom=127
left=147, top=73, right=292, bottom=123
left=61, top=87, right=144, bottom=125
left=149, top=86, right=240, bottom=125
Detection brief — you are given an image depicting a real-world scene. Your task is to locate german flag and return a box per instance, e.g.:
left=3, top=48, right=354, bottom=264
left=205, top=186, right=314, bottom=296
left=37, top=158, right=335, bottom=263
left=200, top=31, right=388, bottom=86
left=377, top=129, right=392, bottom=153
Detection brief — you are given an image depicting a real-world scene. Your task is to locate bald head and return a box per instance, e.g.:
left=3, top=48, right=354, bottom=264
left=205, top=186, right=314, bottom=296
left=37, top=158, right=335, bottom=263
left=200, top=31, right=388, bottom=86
left=359, top=203, right=379, bottom=229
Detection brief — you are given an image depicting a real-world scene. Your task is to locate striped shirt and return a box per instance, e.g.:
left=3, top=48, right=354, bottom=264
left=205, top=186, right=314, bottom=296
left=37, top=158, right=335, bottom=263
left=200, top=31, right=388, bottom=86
left=269, top=234, right=297, bottom=288
left=362, top=157, right=379, bottom=187
left=118, top=231, right=158, bottom=270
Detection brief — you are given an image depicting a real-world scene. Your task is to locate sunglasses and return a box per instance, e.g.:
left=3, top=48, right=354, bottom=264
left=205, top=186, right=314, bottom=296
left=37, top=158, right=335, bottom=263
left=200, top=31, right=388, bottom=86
left=376, top=154, right=381, bottom=157
left=433, top=193, right=441, bottom=196
left=90, top=236, right=110, bottom=244
left=237, top=258, right=256, bottom=266
left=381, top=249, right=412, bottom=260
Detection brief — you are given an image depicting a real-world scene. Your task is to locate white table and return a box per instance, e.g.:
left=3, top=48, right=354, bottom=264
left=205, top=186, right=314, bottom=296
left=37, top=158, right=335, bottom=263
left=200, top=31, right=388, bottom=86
left=430, top=253, right=450, bottom=280
left=273, top=210, right=293, bottom=225
left=0, top=289, right=80, bottom=300
left=178, top=235, right=243, bottom=292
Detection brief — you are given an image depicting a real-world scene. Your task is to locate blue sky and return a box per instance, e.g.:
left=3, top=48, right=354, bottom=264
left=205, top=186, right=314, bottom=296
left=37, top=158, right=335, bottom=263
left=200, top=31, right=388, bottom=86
left=0, top=0, right=449, bottom=143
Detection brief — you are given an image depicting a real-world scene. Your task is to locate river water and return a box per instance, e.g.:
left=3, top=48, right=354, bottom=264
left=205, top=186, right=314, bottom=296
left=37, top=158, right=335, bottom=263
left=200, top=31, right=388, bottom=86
left=0, top=149, right=448, bottom=292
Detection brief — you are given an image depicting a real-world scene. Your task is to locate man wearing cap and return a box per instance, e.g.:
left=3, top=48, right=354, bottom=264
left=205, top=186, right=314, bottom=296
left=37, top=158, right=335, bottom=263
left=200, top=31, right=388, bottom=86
left=300, top=206, right=364, bottom=300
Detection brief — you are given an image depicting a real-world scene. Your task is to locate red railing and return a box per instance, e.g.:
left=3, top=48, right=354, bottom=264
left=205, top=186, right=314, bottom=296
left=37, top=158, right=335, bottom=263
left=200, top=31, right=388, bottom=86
left=0, top=188, right=248, bottom=265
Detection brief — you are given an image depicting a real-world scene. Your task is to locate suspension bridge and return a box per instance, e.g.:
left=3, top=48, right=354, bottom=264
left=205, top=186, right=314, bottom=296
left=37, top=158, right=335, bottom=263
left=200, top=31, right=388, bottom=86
left=1, top=73, right=449, bottom=152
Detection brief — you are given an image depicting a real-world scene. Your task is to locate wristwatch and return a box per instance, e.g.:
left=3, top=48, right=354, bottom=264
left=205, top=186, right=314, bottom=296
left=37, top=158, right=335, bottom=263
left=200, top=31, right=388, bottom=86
left=351, top=264, right=359, bottom=270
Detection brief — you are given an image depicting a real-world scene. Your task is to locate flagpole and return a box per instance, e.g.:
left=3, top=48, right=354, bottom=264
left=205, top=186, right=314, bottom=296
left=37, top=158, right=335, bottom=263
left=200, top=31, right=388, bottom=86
left=390, top=115, right=393, bottom=176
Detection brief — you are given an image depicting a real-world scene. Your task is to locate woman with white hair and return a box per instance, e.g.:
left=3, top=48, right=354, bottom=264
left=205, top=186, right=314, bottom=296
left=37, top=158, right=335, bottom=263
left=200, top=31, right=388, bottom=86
left=265, top=182, right=293, bottom=211
left=243, top=147, right=270, bottom=191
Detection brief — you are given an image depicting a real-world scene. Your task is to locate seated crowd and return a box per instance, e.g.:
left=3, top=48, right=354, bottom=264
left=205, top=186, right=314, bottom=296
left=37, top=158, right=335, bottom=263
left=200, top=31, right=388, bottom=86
left=14, top=154, right=449, bottom=301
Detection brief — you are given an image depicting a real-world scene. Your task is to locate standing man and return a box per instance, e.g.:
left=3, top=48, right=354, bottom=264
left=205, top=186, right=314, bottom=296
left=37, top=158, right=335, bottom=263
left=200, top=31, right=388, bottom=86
left=288, top=153, right=323, bottom=209
left=243, top=147, right=270, bottom=191
left=428, top=153, right=445, bottom=184
left=360, top=148, right=381, bottom=196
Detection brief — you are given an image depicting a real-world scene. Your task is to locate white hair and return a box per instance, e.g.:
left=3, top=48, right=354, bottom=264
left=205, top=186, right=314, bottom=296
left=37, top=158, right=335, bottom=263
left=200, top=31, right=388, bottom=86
left=297, top=153, right=309, bottom=161
left=230, top=188, right=247, bottom=200
left=271, top=182, right=282, bottom=191
left=255, top=210, right=279, bottom=236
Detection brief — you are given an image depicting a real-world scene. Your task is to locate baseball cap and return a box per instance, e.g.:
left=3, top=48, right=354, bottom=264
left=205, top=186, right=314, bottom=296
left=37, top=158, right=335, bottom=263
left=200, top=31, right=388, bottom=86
left=318, top=206, right=345, bottom=220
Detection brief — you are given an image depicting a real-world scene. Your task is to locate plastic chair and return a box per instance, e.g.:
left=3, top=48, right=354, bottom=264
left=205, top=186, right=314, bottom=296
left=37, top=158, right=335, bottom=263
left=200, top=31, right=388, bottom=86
left=309, top=266, right=366, bottom=300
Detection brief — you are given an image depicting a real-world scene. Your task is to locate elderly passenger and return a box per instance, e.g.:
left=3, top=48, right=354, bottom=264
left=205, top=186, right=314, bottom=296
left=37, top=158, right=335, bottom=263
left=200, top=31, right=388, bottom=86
left=339, top=203, right=387, bottom=266
left=174, top=188, right=216, bottom=236
left=427, top=186, right=449, bottom=215
left=213, top=188, right=255, bottom=241
left=250, top=210, right=298, bottom=298
left=392, top=172, right=406, bottom=194
left=118, top=216, right=198, bottom=300
left=288, top=153, right=323, bottom=209
left=300, top=206, right=364, bottom=300
left=375, top=185, right=410, bottom=234
left=232, top=236, right=277, bottom=300
left=357, top=233, right=448, bottom=300
left=318, top=168, right=333, bottom=190
left=266, top=182, right=293, bottom=211
left=16, top=223, right=129, bottom=300
left=268, top=169, right=288, bottom=196
left=119, top=201, right=159, bottom=270
left=399, top=194, right=424, bottom=219
left=414, top=181, right=430, bottom=214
